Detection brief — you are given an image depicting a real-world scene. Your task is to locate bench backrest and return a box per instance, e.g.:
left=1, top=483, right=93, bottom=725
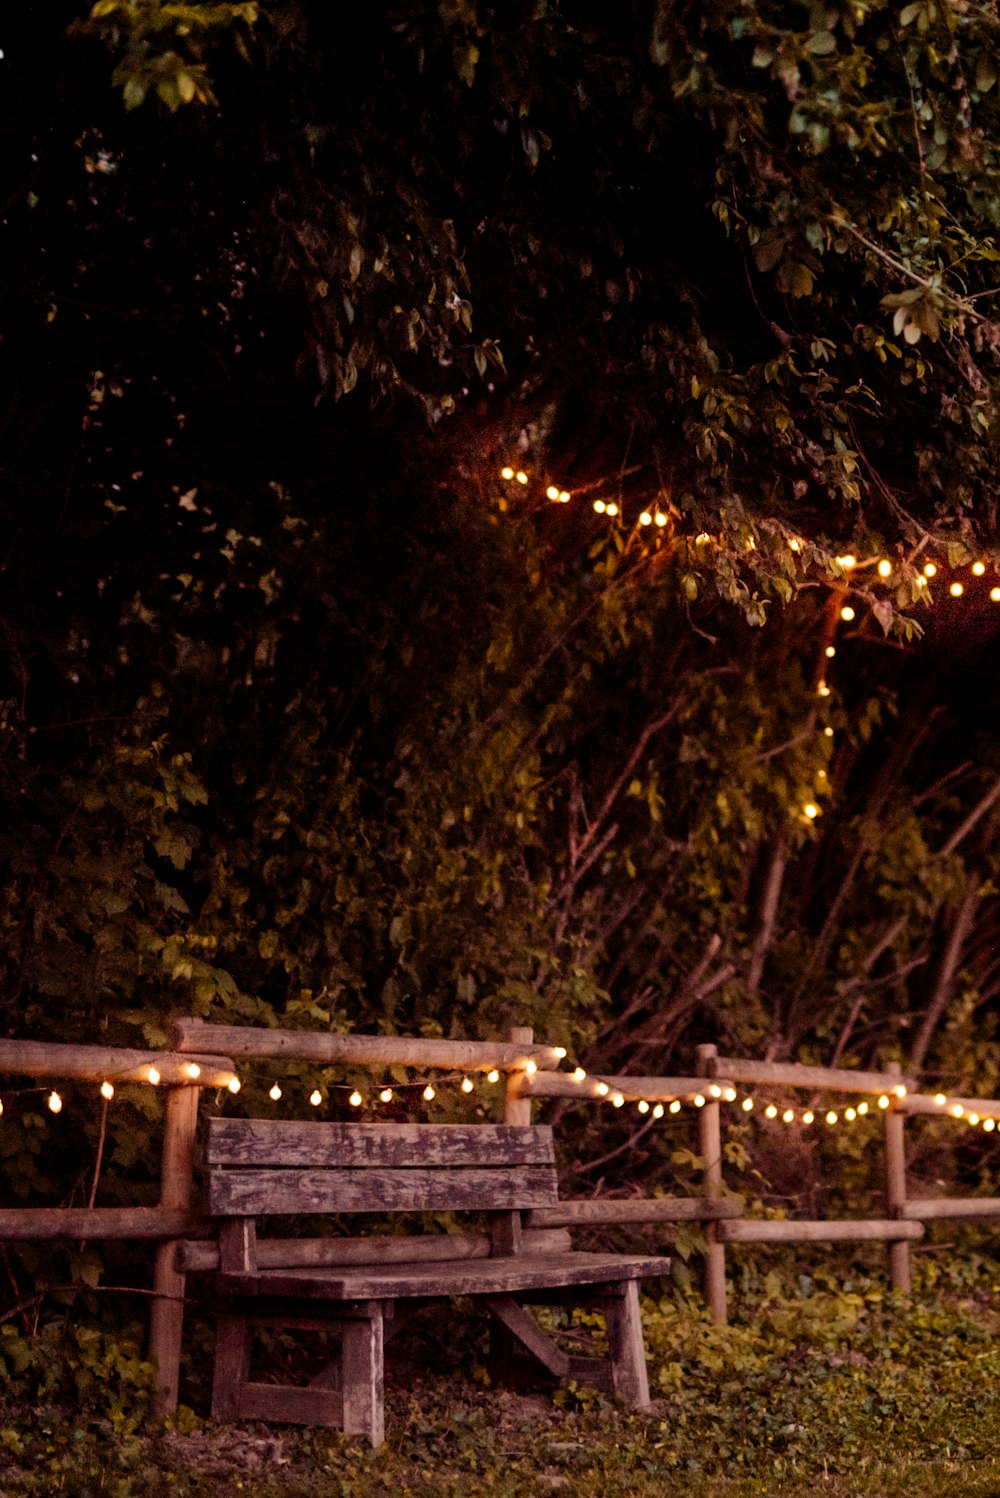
left=206, top=1120, right=559, bottom=1216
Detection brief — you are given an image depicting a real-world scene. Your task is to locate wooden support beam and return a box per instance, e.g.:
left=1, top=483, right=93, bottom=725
left=696, top=1043, right=728, bottom=1327
left=884, top=1060, right=911, bottom=1294
left=713, top=1055, right=914, bottom=1096
left=901, top=1197, right=1000, bottom=1220
left=505, top=1027, right=534, bottom=1126
left=484, top=1295, right=570, bottom=1378
left=0, top=1208, right=210, bottom=1241
left=519, top=1073, right=737, bottom=1102
left=177, top=1227, right=572, bottom=1274
left=0, top=1040, right=235, bottom=1088
left=718, top=1219, right=924, bottom=1243
left=526, top=1197, right=742, bottom=1228
left=900, top=1093, right=1000, bottom=1121
left=150, top=1086, right=199, bottom=1419
left=171, top=1017, right=561, bottom=1073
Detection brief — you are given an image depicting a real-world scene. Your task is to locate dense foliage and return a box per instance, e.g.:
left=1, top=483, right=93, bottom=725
left=4, top=0, right=1000, bottom=1395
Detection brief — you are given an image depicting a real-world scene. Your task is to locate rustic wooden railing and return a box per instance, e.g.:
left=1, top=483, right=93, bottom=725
left=4, top=1026, right=1000, bottom=1414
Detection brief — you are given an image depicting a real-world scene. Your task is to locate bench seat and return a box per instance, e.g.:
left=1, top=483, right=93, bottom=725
left=216, top=1249, right=671, bottom=1301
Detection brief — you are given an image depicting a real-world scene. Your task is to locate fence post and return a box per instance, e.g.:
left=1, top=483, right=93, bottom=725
left=505, top=1027, right=533, bottom=1126
left=695, top=1042, right=728, bottom=1324
left=150, top=1084, right=199, bottom=1417
left=883, top=1059, right=911, bottom=1295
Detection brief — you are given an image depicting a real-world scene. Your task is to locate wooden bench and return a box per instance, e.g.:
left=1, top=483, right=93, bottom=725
left=205, top=1118, right=671, bottom=1445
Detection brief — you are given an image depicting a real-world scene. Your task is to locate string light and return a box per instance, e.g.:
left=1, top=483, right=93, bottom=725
left=639, top=512, right=652, bottom=526
left=487, top=1069, right=500, bottom=1084
left=804, top=803, right=820, bottom=819
left=605, top=503, right=619, bottom=517
left=594, top=499, right=606, bottom=513
left=612, top=1092, right=625, bottom=1108
left=546, top=485, right=560, bottom=500
left=742, top=1097, right=754, bottom=1112
left=950, top=582, right=964, bottom=597
left=500, top=467, right=514, bottom=480
left=934, top=1093, right=947, bottom=1106
left=525, top=1060, right=538, bottom=1075
left=558, top=491, right=570, bottom=503
left=227, top=1076, right=241, bottom=1094
left=309, top=1089, right=322, bottom=1106
left=825, top=646, right=836, bottom=658
left=973, top=561, right=986, bottom=576
left=573, top=1067, right=587, bottom=1082
left=802, top=1110, right=814, bottom=1124
left=269, top=1083, right=282, bottom=1101
left=836, top=555, right=857, bottom=571
left=951, top=1104, right=965, bottom=1118
left=709, top=1084, right=722, bottom=1098
left=379, top=1087, right=393, bottom=1103
left=782, top=1108, right=795, bottom=1123
left=349, top=1090, right=363, bottom=1107
left=878, top=1094, right=890, bottom=1109
left=724, top=1087, right=737, bottom=1102
left=840, top=606, right=856, bottom=622
left=596, top=1082, right=610, bottom=1096
left=515, top=471, right=528, bottom=485
left=969, top=1112, right=980, bottom=1126
left=693, top=1094, right=706, bottom=1107
left=669, top=1100, right=681, bottom=1114
left=826, top=1110, right=838, bottom=1125
left=654, top=513, right=668, bottom=527
left=147, top=1066, right=160, bottom=1086
left=652, top=1103, right=664, bottom=1118
left=423, top=1083, right=436, bottom=1101
left=637, top=1099, right=650, bottom=1114
left=461, top=1076, right=474, bottom=1094
left=765, top=1104, right=778, bottom=1119
left=100, top=1081, right=114, bottom=1100
left=924, top=562, right=937, bottom=577
left=552, top=1047, right=567, bottom=1059
left=857, top=1101, right=869, bottom=1116
left=877, top=560, right=892, bottom=578
left=986, top=1119, right=996, bottom=1133
left=185, top=1063, right=201, bottom=1080
left=48, top=1092, right=62, bottom=1114
left=845, top=1107, right=856, bottom=1121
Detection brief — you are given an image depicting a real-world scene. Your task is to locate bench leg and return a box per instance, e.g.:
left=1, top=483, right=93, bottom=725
left=604, top=1282, right=650, bottom=1409
left=341, top=1307, right=384, bottom=1448
left=212, top=1314, right=251, bottom=1421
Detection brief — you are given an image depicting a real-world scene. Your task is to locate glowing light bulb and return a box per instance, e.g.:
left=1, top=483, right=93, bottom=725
left=552, top=1047, right=567, bottom=1059
left=916, top=575, right=927, bottom=588
left=825, top=646, right=836, bottom=658
left=877, top=559, right=892, bottom=578
left=546, top=485, right=560, bottom=500
left=693, top=1094, right=706, bottom=1108
left=185, top=1063, right=201, bottom=1080
left=986, top=1118, right=997, bottom=1132
left=558, top=491, right=571, bottom=503
left=638, top=1099, right=650, bottom=1114
left=878, top=1094, right=889, bottom=1109
left=826, top=1111, right=838, bottom=1125
left=695, top=532, right=712, bottom=545
left=309, top=1089, right=322, bottom=1106
left=992, top=588, right=1000, bottom=603
left=379, top=1088, right=393, bottom=1103
left=837, top=555, right=857, bottom=571
left=817, top=683, right=831, bottom=698
left=100, top=1081, right=114, bottom=1100
left=669, top=1100, right=681, bottom=1114
left=724, top=1087, right=737, bottom=1102
left=950, top=582, right=964, bottom=597
left=742, top=1097, right=754, bottom=1112
left=639, top=512, right=652, bottom=526
left=525, top=1060, right=538, bottom=1075
left=824, top=726, right=834, bottom=737
left=969, top=1112, right=980, bottom=1126
left=594, top=499, right=606, bottom=513
left=269, top=1083, right=282, bottom=1101
left=804, top=804, right=819, bottom=819
left=573, top=1067, right=587, bottom=1082
left=461, top=1076, right=474, bottom=1094
left=973, top=561, right=986, bottom=576
left=924, top=562, right=937, bottom=577
left=782, top=1109, right=795, bottom=1124
left=845, top=1107, right=857, bottom=1121
left=802, top=1111, right=815, bottom=1124
left=147, top=1067, right=160, bottom=1086
left=423, top=1084, right=436, bottom=1101
left=48, top=1091, right=62, bottom=1114
left=596, top=1082, right=610, bottom=1096
left=894, top=1084, right=907, bottom=1098
left=515, top=471, right=528, bottom=485
left=606, top=503, right=619, bottom=517
left=934, top=1094, right=947, bottom=1107
left=487, top=1069, right=500, bottom=1084
left=349, top=1090, right=363, bottom=1107
left=788, top=537, right=801, bottom=552
left=765, top=1105, right=778, bottom=1119
left=227, top=1075, right=241, bottom=1094
left=612, top=1092, right=625, bottom=1108
left=500, top=467, right=514, bottom=480
left=709, top=1084, right=722, bottom=1098
left=857, top=1101, right=869, bottom=1116
left=655, top=513, right=668, bottom=527
left=653, top=1103, right=664, bottom=1118
left=840, top=606, right=856, bottom=622
left=951, top=1104, right=965, bottom=1118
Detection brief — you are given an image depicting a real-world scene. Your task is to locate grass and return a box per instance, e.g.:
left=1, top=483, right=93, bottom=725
left=5, top=1252, right=1000, bottom=1496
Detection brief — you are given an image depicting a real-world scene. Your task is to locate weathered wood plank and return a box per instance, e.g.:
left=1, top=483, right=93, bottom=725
left=0, top=1040, right=235, bottom=1088
left=212, top=1315, right=251, bottom=1421
left=901, top=1197, right=1000, bottom=1220
left=341, top=1310, right=384, bottom=1446
left=527, top=1196, right=743, bottom=1229
left=718, top=1219, right=924, bottom=1243
left=219, top=1219, right=257, bottom=1274
left=216, top=1250, right=672, bottom=1301
left=489, top=1212, right=523, bottom=1258
left=713, top=1056, right=915, bottom=1096
left=237, top=1381, right=344, bottom=1427
left=173, top=1017, right=562, bottom=1073
left=208, top=1165, right=560, bottom=1217
left=484, top=1295, right=569, bottom=1377
left=179, top=1227, right=573, bottom=1273
left=206, top=1120, right=555, bottom=1168
left=605, top=1280, right=650, bottom=1408
left=0, top=1208, right=211, bottom=1241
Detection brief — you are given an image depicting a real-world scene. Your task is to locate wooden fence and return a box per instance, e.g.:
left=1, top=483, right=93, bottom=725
left=2, top=1024, right=1000, bottom=1414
